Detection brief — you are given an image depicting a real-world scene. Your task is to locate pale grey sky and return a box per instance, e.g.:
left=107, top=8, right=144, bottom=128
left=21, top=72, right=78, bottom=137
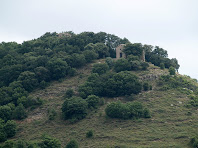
left=0, top=0, right=198, bottom=78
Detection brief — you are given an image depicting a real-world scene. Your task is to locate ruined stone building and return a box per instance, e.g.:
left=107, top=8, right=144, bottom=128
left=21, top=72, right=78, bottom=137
left=116, top=44, right=126, bottom=59
left=116, top=44, right=145, bottom=62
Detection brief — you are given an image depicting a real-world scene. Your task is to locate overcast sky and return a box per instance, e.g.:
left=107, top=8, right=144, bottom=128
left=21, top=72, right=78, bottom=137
left=0, top=0, right=198, bottom=79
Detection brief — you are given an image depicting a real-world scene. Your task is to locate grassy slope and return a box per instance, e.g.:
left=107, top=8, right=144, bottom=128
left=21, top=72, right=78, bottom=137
left=12, top=60, right=198, bottom=148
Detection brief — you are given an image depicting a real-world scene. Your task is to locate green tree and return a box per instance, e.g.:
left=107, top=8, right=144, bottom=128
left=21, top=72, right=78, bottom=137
left=65, top=88, right=74, bottom=98
left=169, top=66, right=176, bottom=75
left=17, top=71, right=38, bottom=92
left=83, top=50, right=98, bottom=63
left=12, top=103, right=27, bottom=120
left=4, top=120, right=17, bottom=138
left=92, top=63, right=109, bottom=75
left=160, top=63, right=165, bottom=69
left=62, top=97, right=88, bottom=121
left=39, top=135, right=61, bottom=148
left=94, top=43, right=110, bottom=58
left=105, top=57, right=114, bottom=68
left=47, top=58, right=69, bottom=80
left=123, top=43, right=143, bottom=57
left=86, top=95, right=100, bottom=109
left=114, top=58, right=131, bottom=72
left=0, top=105, right=12, bottom=121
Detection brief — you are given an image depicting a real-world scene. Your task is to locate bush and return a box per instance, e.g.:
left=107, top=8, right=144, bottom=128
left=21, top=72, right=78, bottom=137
left=79, top=71, right=142, bottom=98
left=127, top=55, right=140, bottom=62
left=39, top=135, right=61, bottom=148
left=65, top=88, right=74, bottom=98
left=48, top=109, right=57, bottom=120
left=141, top=62, right=149, bottom=70
left=105, top=57, right=114, bottom=68
left=114, top=58, right=130, bottom=72
left=0, top=105, right=12, bottom=121
left=160, top=63, right=165, bottom=69
left=191, top=136, right=198, bottom=148
left=105, top=101, right=150, bottom=119
left=143, top=82, right=149, bottom=91
left=86, top=95, right=100, bottom=109
left=92, top=63, right=109, bottom=75
left=12, top=103, right=27, bottom=120
left=65, top=139, right=78, bottom=148
left=169, top=66, right=176, bottom=75
left=3, top=120, right=17, bottom=138
left=86, top=130, right=94, bottom=138
left=62, top=97, right=88, bottom=121
left=130, top=60, right=141, bottom=70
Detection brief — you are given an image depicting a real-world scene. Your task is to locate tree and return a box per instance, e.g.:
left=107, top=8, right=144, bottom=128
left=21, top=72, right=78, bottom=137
left=94, top=43, right=110, bottom=58
left=152, top=46, right=168, bottom=58
left=65, top=88, right=74, bottom=98
left=34, top=66, right=50, bottom=82
left=17, top=71, right=38, bottom=92
left=160, top=63, right=165, bottom=69
left=39, top=135, right=61, bottom=148
left=123, top=43, right=143, bottom=57
left=169, top=66, right=176, bottom=75
left=92, top=63, right=109, bottom=75
left=4, top=120, right=17, bottom=138
left=12, top=103, right=27, bottom=120
left=114, top=58, right=130, bottom=72
left=62, top=97, right=88, bottom=120
left=105, top=57, right=114, bottom=68
left=0, top=105, right=12, bottom=121
left=86, top=95, right=100, bottom=109
left=83, top=50, right=98, bottom=63
left=47, top=58, right=69, bottom=80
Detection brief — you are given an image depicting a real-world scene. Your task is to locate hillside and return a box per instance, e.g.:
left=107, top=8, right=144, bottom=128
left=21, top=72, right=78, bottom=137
left=0, top=32, right=197, bottom=148
left=9, top=59, right=198, bottom=148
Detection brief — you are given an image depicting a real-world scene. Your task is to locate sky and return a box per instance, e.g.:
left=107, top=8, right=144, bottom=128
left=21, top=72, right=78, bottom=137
left=0, top=0, right=198, bottom=79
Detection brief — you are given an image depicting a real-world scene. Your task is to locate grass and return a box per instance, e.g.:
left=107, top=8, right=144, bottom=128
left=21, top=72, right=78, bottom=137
left=10, top=60, right=198, bottom=148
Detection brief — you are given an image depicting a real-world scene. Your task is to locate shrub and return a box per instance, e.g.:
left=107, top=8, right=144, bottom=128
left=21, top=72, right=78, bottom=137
left=127, top=55, right=139, bottom=62
left=62, top=97, right=88, bottom=121
left=191, top=136, right=198, bottom=148
left=143, top=82, right=149, bottom=91
left=83, top=50, right=98, bottom=63
left=141, top=62, right=149, bottom=70
left=105, top=101, right=130, bottom=119
left=160, top=63, right=165, bottom=69
left=3, top=120, right=17, bottom=138
left=79, top=71, right=142, bottom=98
left=12, top=103, right=27, bottom=120
left=114, top=58, right=130, bottom=72
left=65, top=88, right=74, bottom=98
left=105, top=101, right=150, bottom=119
left=86, top=130, right=94, bottom=138
left=130, top=60, right=141, bottom=70
left=48, top=109, right=57, bottom=120
left=0, top=105, right=12, bottom=121
left=92, top=63, right=109, bottom=75
left=143, top=108, right=151, bottom=118
left=105, top=57, right=114, bottom=68
left=169, top=66, right=176, bottom=75
left=86, top=95, right=100, bottom=109
left=68, top=68, right=77, bottom=77
left=39, top=135, right=61, bottom=148
left=65, top=139, right=78, bottom=148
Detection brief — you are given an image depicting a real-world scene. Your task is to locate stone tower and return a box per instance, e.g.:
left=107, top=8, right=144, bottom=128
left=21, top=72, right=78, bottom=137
left=116, top=44, right=126, bottom=59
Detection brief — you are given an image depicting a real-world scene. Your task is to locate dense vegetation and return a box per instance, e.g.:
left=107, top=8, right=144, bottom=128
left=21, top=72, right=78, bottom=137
left=0, top=31, right=184, bottom=146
